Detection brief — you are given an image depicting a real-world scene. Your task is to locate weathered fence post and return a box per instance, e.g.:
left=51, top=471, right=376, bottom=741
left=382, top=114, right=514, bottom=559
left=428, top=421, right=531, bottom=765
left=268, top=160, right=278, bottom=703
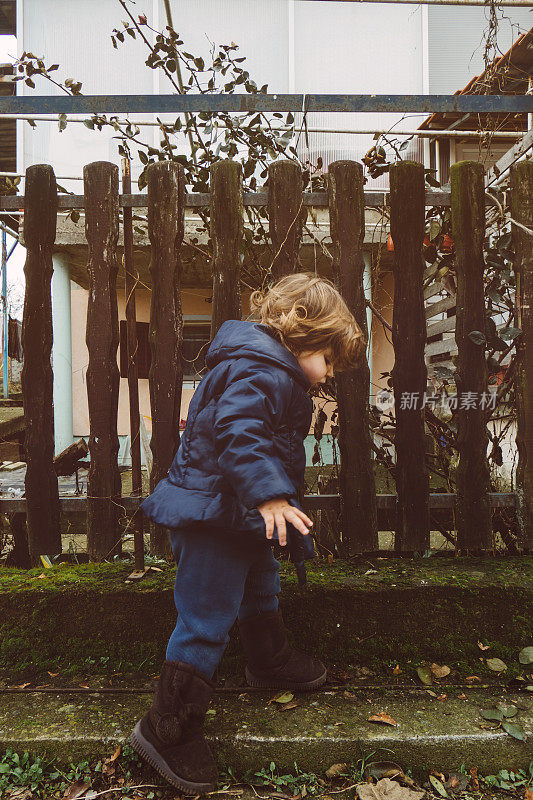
left=451, top=160, right=492, bottom=552
left=389, top=161, right=430, bottom=553
left=268, top=160, right=304, bottom=279
left=21, top=164, right=61, bottom=564
left=122, top=158, right=144, bottom=571
left=84, top=161, right=122, bottom=561
left=210, top=159, right=243, bottom=337
left=511, top=161, right=533, bottom=552
left=147, top=161, right=185, bottom=559
left=328, top=160, right=378, bottom=554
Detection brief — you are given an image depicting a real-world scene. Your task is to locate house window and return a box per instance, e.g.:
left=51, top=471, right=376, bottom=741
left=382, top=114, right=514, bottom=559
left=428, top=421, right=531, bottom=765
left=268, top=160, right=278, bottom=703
left=438, top=139, right=450, bottom=185
left=181, top=323, right=212, bottom=379
left=119, top=321, right=212, bottom=380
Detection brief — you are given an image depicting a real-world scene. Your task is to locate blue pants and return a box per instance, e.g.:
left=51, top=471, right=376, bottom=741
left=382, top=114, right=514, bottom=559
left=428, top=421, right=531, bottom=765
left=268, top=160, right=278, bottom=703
left=166, top=525, right=281, bottom=679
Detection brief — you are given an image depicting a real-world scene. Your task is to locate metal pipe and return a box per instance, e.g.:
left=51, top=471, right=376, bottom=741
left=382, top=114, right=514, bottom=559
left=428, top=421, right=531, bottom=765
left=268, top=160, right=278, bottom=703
left=0, top=116, right=524, bottom=139
left=0, top=94, right=531, bottom=114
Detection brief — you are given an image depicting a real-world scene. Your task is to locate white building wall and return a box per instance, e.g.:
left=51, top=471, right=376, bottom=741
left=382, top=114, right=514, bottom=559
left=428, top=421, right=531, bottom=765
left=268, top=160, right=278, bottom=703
left=18, top=0, right=161, bottom=191
left=17, top=1, right=531, bottom=192
left=427, top=7, right=531, bottom=94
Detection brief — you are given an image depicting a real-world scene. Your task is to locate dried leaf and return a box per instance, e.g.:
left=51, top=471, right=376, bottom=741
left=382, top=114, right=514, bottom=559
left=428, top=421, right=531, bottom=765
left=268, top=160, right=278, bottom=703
left=355, top=777, right=424, bottom=800
left=279, top=700, right=300, bottom=711
left=11, top=683, right=30, bottom=689
left=368, top=711, right=397, bottom=726
left=429, top=776, right=448, bottom=797
left=105, top=746, right=119, bottom=762
left=486, top=657, right=507, bottom=672
left=524, top=787, right=533, bottom=800
left=446, top=775, right=462, bottom=790
left=6, top=789, right=32, bottom=800
left=469, top=767, right=479, bottom=790
left=325, top=763, right=349, bottom=778
left=48, top=671, right=60, bottom=677
left=327, top=667, right=353, bottom=683
left=458, top=693, right=468, bottom=699
left=465, top=675, right=481, bottom=682
left=363, top=762, right=413, bottom=785
left=63, top=781, right=90, bottom=800
left=393, top=664, right=402, bottom=675
left=519, top=646, right=533, bottom=665
left=477, top=641, right=490, bottom=651
left=430, top=663, right=450, bottom=679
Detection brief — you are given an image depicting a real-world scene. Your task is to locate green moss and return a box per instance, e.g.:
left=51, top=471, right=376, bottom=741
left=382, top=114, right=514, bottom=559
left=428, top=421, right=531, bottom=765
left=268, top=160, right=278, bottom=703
left=0, top=557, right=531, bottom=682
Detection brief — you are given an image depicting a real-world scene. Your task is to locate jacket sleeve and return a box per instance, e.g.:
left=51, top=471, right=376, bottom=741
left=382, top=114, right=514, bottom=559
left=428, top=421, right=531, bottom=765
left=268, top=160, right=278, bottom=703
left=213, top=368, right=295, bottom=510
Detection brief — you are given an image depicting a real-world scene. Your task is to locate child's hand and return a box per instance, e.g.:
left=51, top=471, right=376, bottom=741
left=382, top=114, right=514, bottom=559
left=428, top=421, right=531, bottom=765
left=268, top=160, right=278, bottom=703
left=256, top=497, right=313, bottom=547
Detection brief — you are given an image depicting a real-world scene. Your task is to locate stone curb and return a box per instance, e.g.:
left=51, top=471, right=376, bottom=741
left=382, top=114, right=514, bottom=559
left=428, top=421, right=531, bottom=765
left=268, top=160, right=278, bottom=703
left=0, top=688, right=531, bottom=778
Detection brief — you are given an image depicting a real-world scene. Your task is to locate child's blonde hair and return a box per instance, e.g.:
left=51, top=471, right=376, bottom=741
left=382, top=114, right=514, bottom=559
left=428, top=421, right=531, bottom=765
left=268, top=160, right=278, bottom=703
left=249, top=272, right=366, bottom=372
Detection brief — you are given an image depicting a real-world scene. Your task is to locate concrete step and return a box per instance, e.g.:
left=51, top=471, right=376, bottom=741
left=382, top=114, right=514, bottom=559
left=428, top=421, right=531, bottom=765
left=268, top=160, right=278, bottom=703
left=1, top=558, right=532, bottom=683
left=0, top=687, right=531, bottom=778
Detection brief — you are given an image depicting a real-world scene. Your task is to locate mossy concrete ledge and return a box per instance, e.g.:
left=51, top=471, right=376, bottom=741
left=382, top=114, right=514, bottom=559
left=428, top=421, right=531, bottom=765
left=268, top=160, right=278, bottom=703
left=0, top=557, right=531, bottom=680
left=0, top=689, right=531, bottom=777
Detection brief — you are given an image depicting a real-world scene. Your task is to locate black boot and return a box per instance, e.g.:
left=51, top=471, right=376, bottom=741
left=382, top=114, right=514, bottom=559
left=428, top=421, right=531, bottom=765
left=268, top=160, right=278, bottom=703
left=238, top=609, right=327, bottom=690
left=131, top=660, right=218, bottom=794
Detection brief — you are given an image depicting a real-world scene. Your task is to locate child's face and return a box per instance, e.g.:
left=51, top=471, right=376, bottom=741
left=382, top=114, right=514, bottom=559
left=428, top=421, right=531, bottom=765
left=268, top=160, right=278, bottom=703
left=296, top=348, right=335, bottom=386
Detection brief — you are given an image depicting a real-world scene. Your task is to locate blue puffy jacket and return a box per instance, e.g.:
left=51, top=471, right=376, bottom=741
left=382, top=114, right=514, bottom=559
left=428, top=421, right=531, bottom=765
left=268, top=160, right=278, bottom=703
left=140, top=319, right=316, bottom=564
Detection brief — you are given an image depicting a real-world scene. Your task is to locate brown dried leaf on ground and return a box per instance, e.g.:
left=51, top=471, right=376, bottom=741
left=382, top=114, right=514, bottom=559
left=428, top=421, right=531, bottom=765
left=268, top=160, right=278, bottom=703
left=62, top=781, right=90, bottom=800
left=356, top=777, right=425, bottom=800
left=325, top=763, right=349, bottom=778
left=430, top=663, right=450, bottom=679
left=102, top=745, right=121, bottom=777
left=368, top=711, right=397, bottom=726
left=5, top=789, right=33, bottom=800
left=469, top=767, right=479, bottom=790
left=363, top=761, right=415, bottom=786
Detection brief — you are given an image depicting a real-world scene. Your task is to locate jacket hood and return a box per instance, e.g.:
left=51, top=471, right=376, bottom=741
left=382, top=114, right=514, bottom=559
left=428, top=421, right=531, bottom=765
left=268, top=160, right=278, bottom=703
left=205, top=319, right=312, bottom=390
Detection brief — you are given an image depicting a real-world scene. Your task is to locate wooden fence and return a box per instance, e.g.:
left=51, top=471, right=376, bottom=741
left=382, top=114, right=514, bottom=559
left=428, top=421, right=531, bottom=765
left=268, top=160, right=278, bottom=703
left=2, top=157, right=532, bottom=564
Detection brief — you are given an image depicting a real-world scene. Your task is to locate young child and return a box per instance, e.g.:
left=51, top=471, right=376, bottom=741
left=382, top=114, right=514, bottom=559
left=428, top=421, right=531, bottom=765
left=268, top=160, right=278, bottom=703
left=132, top=272, right=365, bottom=794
